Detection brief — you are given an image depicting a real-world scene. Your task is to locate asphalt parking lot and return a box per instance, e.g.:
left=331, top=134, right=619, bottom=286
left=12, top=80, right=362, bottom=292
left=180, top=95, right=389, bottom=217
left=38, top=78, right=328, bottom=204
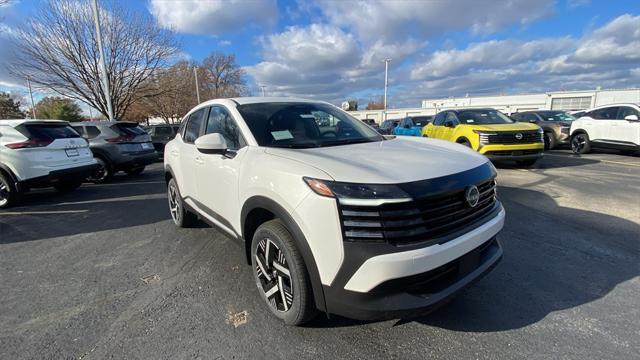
left=1, top=149, right=638, bottom=360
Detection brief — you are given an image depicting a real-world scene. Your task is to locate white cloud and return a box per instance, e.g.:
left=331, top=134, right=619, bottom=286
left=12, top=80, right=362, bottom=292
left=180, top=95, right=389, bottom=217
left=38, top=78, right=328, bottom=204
left=572, top=14, right=640, bottom=64
left=149, top=0, right=277, bottom=36
left=318, top=0, right=554, bottom=43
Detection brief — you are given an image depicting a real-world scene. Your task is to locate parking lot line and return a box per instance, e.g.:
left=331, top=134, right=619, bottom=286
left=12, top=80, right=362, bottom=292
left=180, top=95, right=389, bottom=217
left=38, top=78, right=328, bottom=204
left=0, top=210, right=89, bottom=216
left=545, top=153, right=640, bottom=167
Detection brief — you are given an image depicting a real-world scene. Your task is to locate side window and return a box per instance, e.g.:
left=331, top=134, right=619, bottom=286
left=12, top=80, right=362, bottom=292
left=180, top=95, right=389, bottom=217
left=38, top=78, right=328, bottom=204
left=433, top=113, right=445, bottom=126
left=511, top=113, right=523, bottom=121
left=524, top=113, right=539, bottom=122
left=72, top=126, right=86, bottom=137
left=85, top=126, right=101, bottom=139
left=617, top=106, right=639, bottom=119
left=445, top=112, right=459, bottom=125
left=591, top=107, right=619, bottom=120
left=205, top=106, right=244, bottom=150
left=184, top=109, right=205, bottom=144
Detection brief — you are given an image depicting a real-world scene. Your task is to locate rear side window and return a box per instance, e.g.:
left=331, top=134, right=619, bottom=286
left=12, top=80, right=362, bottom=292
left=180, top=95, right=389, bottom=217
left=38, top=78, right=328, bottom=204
left=19, top=124, right=80, bottom=140
left=85, top=126, right=101, bottom=139
left=184, top=109, right=206, bottom=143
left=111, top=123, right=147, bottom=136
left=433, top=113, right=445, bottom=125
left=154, top=126, right=173, bottom=136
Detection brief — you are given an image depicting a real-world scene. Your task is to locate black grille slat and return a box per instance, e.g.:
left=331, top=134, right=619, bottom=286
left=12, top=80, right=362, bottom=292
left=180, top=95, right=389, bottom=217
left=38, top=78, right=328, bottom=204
left=340, top=179, right=497, bottom=244
left=481, top=131, right=542, bottom=144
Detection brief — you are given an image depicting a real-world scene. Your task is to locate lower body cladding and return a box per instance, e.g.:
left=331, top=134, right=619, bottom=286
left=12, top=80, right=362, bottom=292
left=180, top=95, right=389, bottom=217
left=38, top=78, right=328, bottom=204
left=480, top=143, right=544, bottom=161
left=322, top=204, right=505, bottom=320
left=18, top=163, right=98, bottom=190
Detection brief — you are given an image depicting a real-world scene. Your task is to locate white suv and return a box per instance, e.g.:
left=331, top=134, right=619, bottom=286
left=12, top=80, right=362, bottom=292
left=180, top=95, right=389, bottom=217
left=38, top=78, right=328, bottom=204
left=0, top=120, right=97, bottom=208
left=570, top=103, right=640, bottom=154
left=164, top=98, right=505, bottom=325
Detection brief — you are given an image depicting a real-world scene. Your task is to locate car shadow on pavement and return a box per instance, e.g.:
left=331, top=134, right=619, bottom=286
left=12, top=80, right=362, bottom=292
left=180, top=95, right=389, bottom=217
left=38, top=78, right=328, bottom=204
left=403, top=185, right=639, bottom=332
left=492, top=154, right=599, bottom=169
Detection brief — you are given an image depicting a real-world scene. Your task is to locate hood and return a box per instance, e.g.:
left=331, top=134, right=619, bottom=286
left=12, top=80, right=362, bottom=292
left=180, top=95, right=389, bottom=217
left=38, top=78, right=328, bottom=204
left=264, top=137, right=489, bottom=183
left=467, top=123, right=540, bottom=132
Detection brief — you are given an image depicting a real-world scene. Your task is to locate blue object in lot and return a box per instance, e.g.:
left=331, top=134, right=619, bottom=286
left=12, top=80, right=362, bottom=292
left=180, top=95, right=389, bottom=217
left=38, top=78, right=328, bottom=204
left=393, top=117, right=430, bottom=136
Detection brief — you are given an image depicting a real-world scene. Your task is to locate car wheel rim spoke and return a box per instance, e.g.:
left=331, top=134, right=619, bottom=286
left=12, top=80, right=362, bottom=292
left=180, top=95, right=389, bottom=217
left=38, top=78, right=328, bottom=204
left=0, top=182, right=8, bottom=204
left=168, top=184, right=180, bottom=221
left=255, top=238, right=293, bottom=312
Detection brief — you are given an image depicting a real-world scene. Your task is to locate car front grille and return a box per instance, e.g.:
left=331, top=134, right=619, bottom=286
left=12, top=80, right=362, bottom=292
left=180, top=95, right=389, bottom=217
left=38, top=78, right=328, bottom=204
left=479, top=130, right=543, bottom=144
left=339, top=179, right=497, bottom=245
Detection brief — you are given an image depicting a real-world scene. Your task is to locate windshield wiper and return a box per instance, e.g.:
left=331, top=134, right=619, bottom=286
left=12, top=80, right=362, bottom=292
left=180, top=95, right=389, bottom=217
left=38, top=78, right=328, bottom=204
left=318, top=138, right=375, bottom=147
left=269, top=143, right=319, bottom=149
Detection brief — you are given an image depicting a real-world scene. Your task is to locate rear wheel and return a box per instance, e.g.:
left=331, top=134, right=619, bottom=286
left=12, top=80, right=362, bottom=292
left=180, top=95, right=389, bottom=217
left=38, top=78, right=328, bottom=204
left=53, top=180, right=82, bottom=192
left=251, top=219, right=316, bottom=325
left=125, top=166, right=145, bottom=176
left=88, top=157, right=113, bottom=183
left=167, top=178, right=197, bottom=228
left=571, top=133, right=591, bottom=154
left=0, top=172, right=20, bottom=209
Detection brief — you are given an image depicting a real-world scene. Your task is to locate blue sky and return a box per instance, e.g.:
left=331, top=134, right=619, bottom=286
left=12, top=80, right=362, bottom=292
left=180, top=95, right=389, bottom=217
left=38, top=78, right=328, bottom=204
left=1, top=0, right=639, bottom=112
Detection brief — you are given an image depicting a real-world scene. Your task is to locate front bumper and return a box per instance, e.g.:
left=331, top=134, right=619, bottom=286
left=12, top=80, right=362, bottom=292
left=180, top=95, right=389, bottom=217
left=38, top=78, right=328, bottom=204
left=322, top=205, right=505, bottom=320
left=18, top=163, right=98, bottom=190
left=479, top=143, right=544, bottom=161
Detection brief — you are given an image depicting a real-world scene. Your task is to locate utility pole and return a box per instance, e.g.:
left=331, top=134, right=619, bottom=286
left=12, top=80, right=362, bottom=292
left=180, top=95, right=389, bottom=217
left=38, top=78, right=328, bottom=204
left=26, top=76, right=36, bottom=119
left=383, top=58, right=391, bottom=121
left=91, top=0, right=114, bottom=121
left=259, top=85, right=266, bottom=97
left=193, top=66, right=201, bottom=104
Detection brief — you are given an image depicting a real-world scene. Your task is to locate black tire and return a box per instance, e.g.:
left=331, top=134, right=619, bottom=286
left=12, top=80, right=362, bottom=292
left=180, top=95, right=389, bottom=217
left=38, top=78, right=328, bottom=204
left=53, top=180, right=82, bottom=193
left=458, top=139, right=472, bottom=148
left=544, top=132, right=557, bottom=150
left=125, top=166, right=145, bottom=176
left=516, top=159, right=538, bottom=167
left=0, top=172, right=21, bottom=209
left=167, top=178, right=197, bottom=228
left=88, top=156, right=113, bottom=183
left=251, top=219, right=316, bottom=326
left=571, top=132, right=591, bottom=154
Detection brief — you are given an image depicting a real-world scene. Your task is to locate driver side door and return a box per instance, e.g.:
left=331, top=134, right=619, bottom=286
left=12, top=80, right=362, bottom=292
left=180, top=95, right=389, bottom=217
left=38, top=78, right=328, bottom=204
left=440, top=112, right=460, bottom=141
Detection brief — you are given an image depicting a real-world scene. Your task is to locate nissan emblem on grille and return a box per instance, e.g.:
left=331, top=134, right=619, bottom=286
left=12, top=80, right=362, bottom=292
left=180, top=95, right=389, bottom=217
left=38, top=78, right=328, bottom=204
left=465, top=185, right=480, bottom=208
left=515, top=133, right=523, bottom=140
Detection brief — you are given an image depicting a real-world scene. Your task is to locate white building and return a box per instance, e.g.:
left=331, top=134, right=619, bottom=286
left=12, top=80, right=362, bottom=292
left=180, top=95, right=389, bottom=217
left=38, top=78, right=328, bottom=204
left=349, top=88, right=640, bottom=123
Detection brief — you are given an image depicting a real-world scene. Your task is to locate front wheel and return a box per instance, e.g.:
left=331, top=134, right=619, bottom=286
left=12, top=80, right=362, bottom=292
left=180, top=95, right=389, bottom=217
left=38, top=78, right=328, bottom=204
left=571, top=133, right=591, bottom=154
left=251, top=219, right=316, bottom=325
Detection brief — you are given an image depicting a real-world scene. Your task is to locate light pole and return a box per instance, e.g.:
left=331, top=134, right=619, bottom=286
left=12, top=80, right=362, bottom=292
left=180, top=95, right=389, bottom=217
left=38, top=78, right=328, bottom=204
left=383, top=58, right=391, bottom=121
left=26, top=76, right=36, bottom=119
left=193, top=66, right=201, bottom=103
left=259, top=85, right=267, bottom=97
left=91, top=0, right=114, bottom=121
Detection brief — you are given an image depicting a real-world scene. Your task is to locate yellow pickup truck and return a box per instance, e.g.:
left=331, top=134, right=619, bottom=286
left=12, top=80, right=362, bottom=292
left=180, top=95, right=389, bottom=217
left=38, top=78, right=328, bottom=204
left=422, top=108, right=544, bottom=166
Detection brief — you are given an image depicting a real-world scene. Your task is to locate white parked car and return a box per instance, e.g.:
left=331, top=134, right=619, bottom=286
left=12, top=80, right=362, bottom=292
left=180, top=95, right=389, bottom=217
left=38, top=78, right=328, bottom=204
left=0, top=119, right=97, bottom=208
left=164, top=98, right=505, bottom=325
left=570, top=103, right=640, bottom=154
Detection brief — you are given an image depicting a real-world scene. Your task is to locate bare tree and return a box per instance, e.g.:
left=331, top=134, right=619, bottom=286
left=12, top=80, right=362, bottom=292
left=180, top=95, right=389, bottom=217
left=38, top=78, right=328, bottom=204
left=201, top=53, right=247, bottom=99
left=11, top=0, right=178, bottom=120
left=366, top=96, right=385, bottom=110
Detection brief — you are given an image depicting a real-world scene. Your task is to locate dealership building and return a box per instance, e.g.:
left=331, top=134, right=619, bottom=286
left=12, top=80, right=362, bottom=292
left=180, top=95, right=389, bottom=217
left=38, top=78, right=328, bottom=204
left=350, top=88, right=640, bottom=123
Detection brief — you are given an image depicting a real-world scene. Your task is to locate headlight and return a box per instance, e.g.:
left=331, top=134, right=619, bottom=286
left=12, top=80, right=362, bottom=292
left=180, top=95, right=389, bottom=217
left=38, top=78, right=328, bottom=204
left=303, top=177, right=411, bottom=206
left=473, top=130, right=496, bottom=145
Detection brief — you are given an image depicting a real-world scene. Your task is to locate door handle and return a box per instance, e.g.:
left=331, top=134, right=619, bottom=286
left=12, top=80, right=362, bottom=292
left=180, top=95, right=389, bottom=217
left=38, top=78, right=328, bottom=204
left=195, top=156, right=204, bottom=165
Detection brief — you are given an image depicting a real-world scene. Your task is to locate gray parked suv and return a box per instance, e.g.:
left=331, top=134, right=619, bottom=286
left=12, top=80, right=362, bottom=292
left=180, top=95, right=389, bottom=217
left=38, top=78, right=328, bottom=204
left=71, top=122, right=157, bottom=182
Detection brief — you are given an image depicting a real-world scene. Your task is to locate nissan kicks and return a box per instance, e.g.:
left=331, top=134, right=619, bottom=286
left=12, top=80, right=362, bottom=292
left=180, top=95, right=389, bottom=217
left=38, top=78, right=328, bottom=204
left=165, top=98, right=505, bottom=325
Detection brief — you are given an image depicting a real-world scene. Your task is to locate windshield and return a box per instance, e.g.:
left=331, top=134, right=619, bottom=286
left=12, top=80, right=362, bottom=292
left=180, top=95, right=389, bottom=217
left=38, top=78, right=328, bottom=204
left=236, top=102, right=384, bottom=148
left=537, top=111, right=575, bottom=122
left=457, top=109, right=514, bottom=125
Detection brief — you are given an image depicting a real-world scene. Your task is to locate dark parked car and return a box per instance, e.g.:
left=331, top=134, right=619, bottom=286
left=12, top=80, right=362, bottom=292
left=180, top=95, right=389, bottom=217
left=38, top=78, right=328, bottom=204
left=71, top=122, right=157, bottom=182
left=511, top=110, right=575, bottom=149
left=361, top=118, right=380, bottom=131
left=378, top=119, right=400, bottom=135
left=145, top=124, right=180, bottom=155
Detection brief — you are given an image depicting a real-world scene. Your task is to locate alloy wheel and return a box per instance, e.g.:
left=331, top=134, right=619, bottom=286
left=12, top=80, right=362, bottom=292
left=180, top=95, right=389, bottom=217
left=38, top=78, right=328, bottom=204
left=255, top=238, right=293, bottom=312
left=89, top=158, right=108, bottom=182
left=168, top=181, right=180, bottom=223
left=0, top=179, right=9, bottom=207
left=572, top=134, right=585, bottom=153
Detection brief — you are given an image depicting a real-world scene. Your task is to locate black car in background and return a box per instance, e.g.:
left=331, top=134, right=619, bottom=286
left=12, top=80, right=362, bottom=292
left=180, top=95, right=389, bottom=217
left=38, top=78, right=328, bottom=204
left=378, top=119, right=400, bottom=135
left=361, top=118, right=380, bottom=131
left=145, top=124, right=180, bottom=156
left=409, top=115, right=433, bottom=128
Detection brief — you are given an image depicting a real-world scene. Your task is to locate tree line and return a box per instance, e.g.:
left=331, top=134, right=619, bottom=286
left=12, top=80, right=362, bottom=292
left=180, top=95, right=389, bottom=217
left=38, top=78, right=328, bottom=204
left=2, top=0, right=246, bottom=123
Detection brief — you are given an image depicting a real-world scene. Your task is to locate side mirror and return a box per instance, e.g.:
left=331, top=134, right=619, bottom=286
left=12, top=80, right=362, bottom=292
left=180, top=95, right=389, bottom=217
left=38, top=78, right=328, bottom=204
left=444, top=121, right=455, bottom=128
left=195, top=133, right=227, bottom=154
left=529, top=119, right=537, bottom=123
left=624, top=114, right=639, bottom=121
